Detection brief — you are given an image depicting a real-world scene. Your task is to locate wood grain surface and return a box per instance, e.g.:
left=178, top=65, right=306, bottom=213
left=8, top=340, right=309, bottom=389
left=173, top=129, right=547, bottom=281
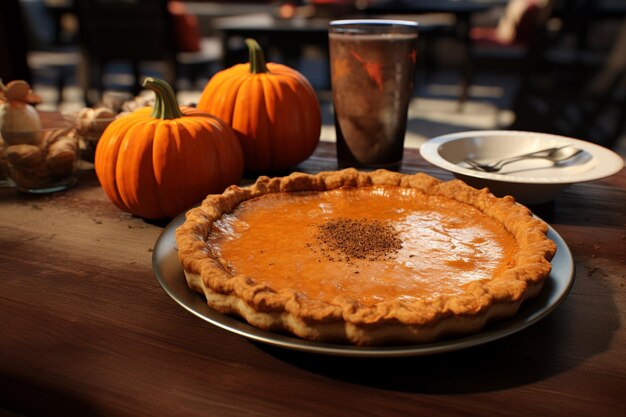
left=1, top=133, right=625, bottom=417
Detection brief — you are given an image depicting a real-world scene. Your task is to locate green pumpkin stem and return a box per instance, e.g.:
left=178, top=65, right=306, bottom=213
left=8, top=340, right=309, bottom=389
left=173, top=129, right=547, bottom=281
left=246, top=38, right=269, bottom=74
left=143, top=77, right=183, bottom=119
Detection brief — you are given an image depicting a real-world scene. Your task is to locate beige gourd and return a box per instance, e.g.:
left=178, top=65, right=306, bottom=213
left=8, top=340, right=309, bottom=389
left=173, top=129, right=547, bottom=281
left=0, top=80, right=42, bottom=143
left=75, top=107, right=116, bottom=135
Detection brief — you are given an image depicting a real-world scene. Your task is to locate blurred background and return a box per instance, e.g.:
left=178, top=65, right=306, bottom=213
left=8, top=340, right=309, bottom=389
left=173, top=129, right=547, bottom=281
left=2, top=0, right=625, bottom=154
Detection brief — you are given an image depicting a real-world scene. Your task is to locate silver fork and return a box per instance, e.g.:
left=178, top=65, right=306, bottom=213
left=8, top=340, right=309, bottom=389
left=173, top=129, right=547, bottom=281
left=463, top=145, right=582, bottom=173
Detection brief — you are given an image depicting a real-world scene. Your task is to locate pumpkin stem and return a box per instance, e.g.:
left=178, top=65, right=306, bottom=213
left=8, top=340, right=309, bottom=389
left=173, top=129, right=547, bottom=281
left=143, top=77, right=184, bottom=119
left=246, top=38, right=269, bottom=74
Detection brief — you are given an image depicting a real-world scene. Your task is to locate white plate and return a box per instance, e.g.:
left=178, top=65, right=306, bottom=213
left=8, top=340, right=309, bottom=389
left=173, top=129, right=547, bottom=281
left=152, top=210, right=575, bottom=357
left=420, top=130, right=624, bottom=204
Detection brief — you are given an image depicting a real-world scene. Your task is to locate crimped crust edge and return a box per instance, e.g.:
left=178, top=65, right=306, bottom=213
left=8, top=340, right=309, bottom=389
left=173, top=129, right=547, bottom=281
left=175, top=169, right=556, bottom=345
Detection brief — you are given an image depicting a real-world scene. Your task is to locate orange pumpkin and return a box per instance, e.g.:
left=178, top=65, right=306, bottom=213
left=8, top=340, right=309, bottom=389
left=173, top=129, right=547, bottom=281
left=95, top=78, right=244, bottom=219
left=198, top=39, right=321, bottom=172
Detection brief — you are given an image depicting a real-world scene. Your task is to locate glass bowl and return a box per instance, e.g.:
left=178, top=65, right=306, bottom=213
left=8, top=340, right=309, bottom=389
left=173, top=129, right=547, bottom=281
left=1, top=127, right=80, bottom=193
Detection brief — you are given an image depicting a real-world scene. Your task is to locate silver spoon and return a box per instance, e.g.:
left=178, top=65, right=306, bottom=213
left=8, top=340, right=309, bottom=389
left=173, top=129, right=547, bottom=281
left=463, top=145, right=583, bottom=173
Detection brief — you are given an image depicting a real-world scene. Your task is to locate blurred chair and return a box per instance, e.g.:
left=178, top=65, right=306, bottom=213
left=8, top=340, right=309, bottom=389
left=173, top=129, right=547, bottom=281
left=509, top=15, right=626, bottom=148
left=1, top=0, right=31, bottom=82
left=19, top=0, right=81, bottom=104
left=458, top=0, right=556, bottom=109
left=75, top=0, right=220, bottom=105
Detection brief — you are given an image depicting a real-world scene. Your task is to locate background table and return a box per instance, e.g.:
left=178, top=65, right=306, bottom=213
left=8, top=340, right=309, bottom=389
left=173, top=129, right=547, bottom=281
left=214, top=13, right=330, bottom=69
left=1, top=140, right=625, bottom=417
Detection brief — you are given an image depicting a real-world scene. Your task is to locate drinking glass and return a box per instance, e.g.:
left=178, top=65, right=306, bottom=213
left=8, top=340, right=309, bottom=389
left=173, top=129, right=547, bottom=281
left=329, top=19, right=418, bottom=170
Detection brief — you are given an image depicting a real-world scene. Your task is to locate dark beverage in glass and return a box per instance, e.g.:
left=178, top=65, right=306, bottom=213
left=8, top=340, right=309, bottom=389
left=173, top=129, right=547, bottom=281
left=329, top=20, right=418, bottom=170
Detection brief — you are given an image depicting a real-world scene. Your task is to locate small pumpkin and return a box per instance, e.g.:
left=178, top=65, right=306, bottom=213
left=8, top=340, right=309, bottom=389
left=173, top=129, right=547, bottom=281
left=95, top=77, right=244, bottom=219
left=0, top=80, right=42, bottom=144
left=198, top=38, right=321, bottom=172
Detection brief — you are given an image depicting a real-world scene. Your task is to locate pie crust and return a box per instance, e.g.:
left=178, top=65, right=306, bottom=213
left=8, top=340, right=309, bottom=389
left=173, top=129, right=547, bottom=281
left=176, top=169, right=556, bottom=345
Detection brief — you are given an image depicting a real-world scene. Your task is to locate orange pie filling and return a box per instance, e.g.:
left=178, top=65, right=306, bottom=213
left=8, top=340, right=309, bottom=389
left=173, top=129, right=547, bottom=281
left=176, top=170, right=556, bottom=345
left=208, top=186, right=518, bottom=307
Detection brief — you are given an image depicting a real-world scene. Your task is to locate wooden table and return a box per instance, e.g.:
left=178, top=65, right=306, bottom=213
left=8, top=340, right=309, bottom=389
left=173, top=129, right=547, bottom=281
left=1, top=138, right=625, bottom=416
left=212, top=2, right=496, bottom=80
left=361, top=0, right=508, bottom=42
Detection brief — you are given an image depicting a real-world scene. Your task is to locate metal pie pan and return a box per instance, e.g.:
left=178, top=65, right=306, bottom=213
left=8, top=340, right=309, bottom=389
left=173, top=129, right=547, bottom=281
left=153, top=211, right=574, bottom=357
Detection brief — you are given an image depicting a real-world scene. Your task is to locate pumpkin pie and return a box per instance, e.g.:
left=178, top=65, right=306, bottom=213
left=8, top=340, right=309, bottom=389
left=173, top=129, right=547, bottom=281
left=176, top=169, right=556, bottom=345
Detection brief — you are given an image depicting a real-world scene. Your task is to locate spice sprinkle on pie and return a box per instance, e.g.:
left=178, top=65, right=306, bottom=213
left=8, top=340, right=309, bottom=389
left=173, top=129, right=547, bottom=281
left=176, top=169, right=556, bottom=345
